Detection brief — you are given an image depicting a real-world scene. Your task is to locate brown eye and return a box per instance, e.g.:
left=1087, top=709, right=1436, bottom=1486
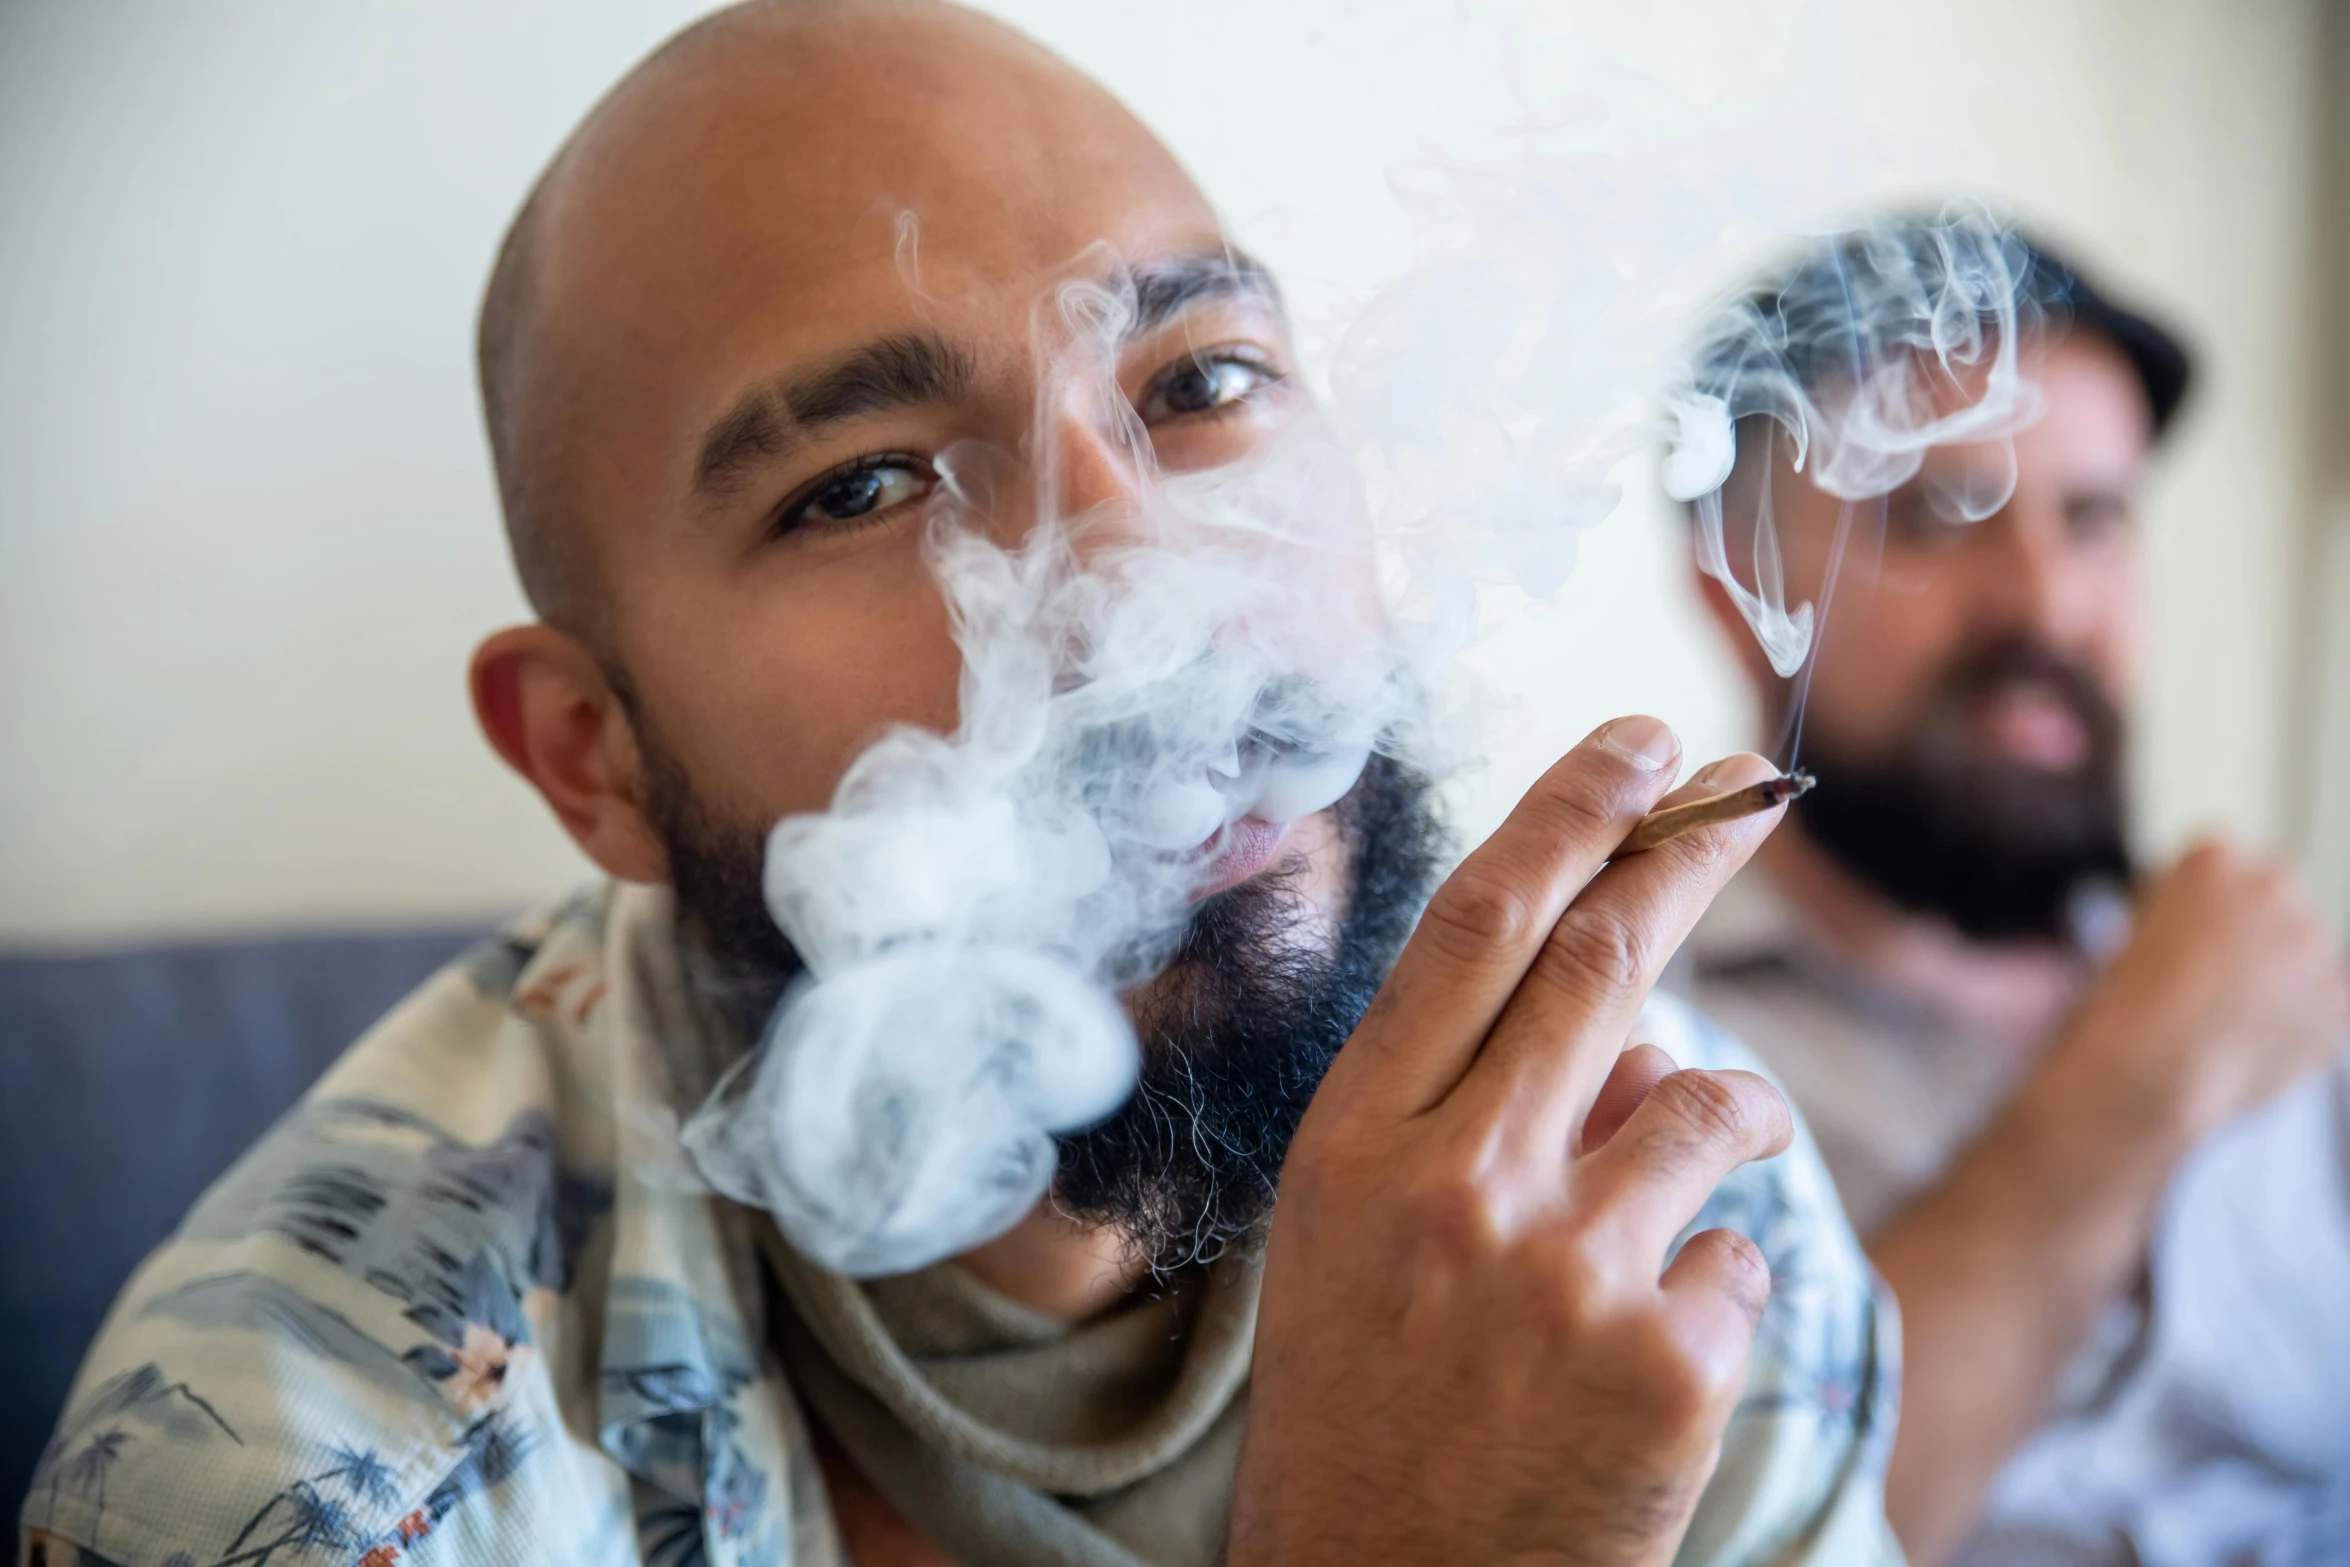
left=2064, top=492, right=2131, bottom=542
left=1139, top=352, right=1280, bottom=422
left=1883, top=487, right=1967, bottom=551
left=779, top=455, right=933, bottom=536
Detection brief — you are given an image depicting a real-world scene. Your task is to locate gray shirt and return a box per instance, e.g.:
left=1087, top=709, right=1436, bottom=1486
left=1675, top=870, right=2350, bottom=1567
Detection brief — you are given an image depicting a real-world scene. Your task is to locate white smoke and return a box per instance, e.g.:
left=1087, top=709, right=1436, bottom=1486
left=1666, top=204, right=2049, bottom=677
left=680, top=265, right=1413, bottom=1275
left=680, top=195, right=2057, bottom=1276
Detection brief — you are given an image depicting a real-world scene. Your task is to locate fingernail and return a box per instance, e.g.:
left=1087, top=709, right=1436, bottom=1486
left=1689, top=751, right=1768, bottom=790
left=1596, top=716, right=1679, bottom=771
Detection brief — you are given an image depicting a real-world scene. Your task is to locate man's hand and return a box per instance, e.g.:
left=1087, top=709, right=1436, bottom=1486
left=2047, top=840, right=2349, bottom=1151
left=1228, top=720, right=1796, bottom=1567
left=1871, top=839, right=2348, bottom=1566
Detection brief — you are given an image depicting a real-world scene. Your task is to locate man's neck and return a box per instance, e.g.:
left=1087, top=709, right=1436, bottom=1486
left=952, top=1203, right=1149, bottom=1323
left=1758, top=826, right=2088, bottom=1058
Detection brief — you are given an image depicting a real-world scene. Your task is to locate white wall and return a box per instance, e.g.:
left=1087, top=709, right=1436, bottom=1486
left=0, top=0, right=2331, bottom=944
left=2292, top=4, right=2350, bottom=929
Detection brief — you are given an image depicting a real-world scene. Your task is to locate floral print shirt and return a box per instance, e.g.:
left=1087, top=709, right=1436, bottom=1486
left=20, top=882, right=1904, bottom=1567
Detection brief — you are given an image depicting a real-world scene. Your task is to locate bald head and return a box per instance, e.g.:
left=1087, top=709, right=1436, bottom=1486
left=476, top=0, right=1207, bottom=640
left=469, top=0, right=1273, bottom=891
left=478, top=168, right=564, bottom=624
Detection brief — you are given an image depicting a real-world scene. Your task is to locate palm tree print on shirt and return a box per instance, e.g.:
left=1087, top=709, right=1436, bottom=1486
left=29, top=1374, right=531, bottom=1567
left=160, top=1096, right=610, bottom=1415
left=29, top=1366, right=243, bottom=1557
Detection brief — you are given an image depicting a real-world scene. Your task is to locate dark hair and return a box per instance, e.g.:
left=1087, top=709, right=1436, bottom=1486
left=1696, top=213, right=2194, bottom=450
left=2012, top=228, right=2194, bottom=437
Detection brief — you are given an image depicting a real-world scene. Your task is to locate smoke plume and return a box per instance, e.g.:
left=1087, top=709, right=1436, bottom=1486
left=679, top=200, right=2057, bottom=1277
left=1668, top=204, right=2048, bottom=677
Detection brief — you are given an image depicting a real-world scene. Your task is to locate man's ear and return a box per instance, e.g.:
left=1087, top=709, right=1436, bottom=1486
left=470, top=625, right=670, bottom=884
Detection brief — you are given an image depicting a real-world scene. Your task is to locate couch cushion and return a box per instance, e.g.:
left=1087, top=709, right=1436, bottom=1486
left=0, top=927, right=483, bottom=1520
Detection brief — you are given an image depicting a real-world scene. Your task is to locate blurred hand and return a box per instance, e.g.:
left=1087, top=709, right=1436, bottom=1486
left=2054, top=839, right=2349, bottom=1148
left=1866, top=840, right=2346, bottom=1567
left=1228, top=725, right=1795, bottom=1567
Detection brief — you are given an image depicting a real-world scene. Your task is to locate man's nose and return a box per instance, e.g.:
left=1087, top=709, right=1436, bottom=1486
left=1033, top=393, right=1152, bottom=531
left=1970, top=501, right=2096, bottom=645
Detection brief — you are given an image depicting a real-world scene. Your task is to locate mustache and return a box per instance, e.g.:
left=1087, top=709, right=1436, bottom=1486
left=1788, top=635, right=2132, bottom=941
left=1923, top=639, right=2123, bottom=752
left=1053, top=750, right=1446, bottom=1276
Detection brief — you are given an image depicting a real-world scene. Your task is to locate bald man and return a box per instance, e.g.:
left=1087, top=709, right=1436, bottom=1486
left=19, top=6, right=1900, bottom=1566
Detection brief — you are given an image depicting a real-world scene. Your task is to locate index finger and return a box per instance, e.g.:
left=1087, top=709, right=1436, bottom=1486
left=1321, top=715, right=1686, bottom=1119
left=1451, top=751, right=1785, bottom=1154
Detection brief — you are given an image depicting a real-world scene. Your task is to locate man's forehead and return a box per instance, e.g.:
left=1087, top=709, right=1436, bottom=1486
left=1771, top=331, right=2148, bottom=489
left=515, top=4, right=1226, bottom=504
left=1924, top=335, right=2148, bottom=473
left=535, top=4, right=1215, bottom=346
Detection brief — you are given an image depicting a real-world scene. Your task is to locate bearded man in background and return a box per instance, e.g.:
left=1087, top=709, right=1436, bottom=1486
left=1679, top=221, right=2350, bottom=1567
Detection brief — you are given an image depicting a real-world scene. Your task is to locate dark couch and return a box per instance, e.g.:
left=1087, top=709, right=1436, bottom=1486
left=0, top=927, right=485, bottom=1521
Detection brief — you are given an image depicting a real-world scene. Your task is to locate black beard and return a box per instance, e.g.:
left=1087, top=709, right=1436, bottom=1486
left=1050, top=751, right=1444, bottom=1274
left=623, top=685, right=1445, bottom=1275
left=626, top=719, right=809, bottom=1069
left=1788, top=638, right=2133, bottom=942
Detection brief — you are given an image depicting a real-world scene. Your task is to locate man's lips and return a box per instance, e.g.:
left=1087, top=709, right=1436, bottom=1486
left=1194, top=816, right=1291, bottom=899
left=1973, top=685, right=2091, bottom=772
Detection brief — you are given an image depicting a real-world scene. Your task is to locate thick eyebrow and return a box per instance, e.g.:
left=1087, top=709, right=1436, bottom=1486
left=692, top=330, right=976, bottom=500
left=688, top=253, right=1281, bottom=504
left=1127, top=249, right=1283, bottom=336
